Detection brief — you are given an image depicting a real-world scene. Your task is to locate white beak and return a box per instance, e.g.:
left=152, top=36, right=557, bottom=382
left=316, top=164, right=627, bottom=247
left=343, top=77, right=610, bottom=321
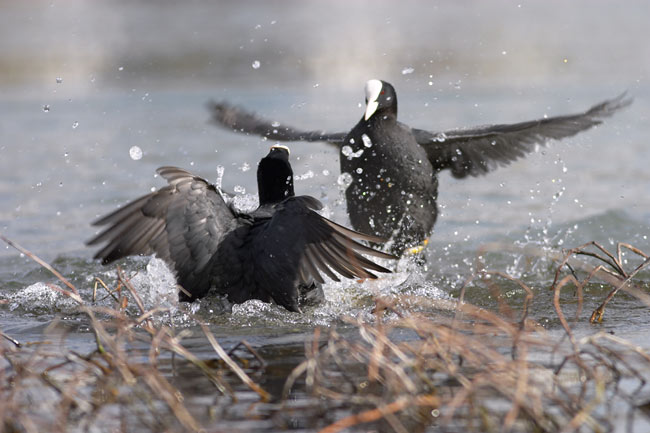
left=364, top=79, right=382, bottom=121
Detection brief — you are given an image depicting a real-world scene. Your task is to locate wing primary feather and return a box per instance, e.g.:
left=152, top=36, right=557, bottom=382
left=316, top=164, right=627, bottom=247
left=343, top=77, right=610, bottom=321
left=317, top=242, right=362, bottom=279
left=310, top=243, right=346, bottom=282
left=321, top=240, right=378, bottom=280
left=300, top=248, right=325, bottom=284
left=90, top=194, right=152, bottom=227
left=304, top=245, right=337, bottom=282
left=328, top=234, right=393, bottom=274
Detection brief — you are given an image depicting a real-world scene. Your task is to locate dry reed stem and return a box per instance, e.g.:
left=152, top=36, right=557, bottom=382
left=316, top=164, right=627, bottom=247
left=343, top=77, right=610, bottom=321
left=3, top=233, right=650, bottom=432
left=299, top=240, right=650, bottom=433
left=317, top=394, right=439, bottom=433
left=0, top=234, right=272, bottom=432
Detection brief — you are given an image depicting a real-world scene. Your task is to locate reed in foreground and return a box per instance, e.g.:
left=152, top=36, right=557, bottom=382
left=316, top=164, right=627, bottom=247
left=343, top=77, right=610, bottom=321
left=2, top=234, right=650, bottom=432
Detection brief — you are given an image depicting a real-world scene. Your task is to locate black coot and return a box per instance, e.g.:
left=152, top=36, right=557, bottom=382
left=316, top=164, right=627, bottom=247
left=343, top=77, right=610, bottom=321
left=210, top=80, right=631, bottom=255
left=87, top=145, right=395, bottom=312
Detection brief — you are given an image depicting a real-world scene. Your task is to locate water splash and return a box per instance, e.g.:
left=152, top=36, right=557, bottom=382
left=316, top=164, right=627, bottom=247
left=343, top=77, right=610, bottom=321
left=341, top=145, right=364, bottom=159
left=294, top=170, right=314, bottom=180
left=128, top=258, right=179, bottom=310
left=361, top=134, right=373, bottom=148
left=215, top=165, right=225, bottom=190
left=8, top=282, right=79, bottom=314
left=337, top=172, right=353, bottom=189
left=230, top=192, right=259, bottom=213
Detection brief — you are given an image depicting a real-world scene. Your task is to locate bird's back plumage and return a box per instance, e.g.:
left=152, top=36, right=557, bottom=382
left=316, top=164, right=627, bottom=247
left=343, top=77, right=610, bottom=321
left=88, top=148, right=395, bottom=311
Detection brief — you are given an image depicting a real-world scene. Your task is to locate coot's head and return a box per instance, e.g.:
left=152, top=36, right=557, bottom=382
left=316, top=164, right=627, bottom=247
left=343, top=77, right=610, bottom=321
left=364, top=79, right=397, bottom=121
left=257, top=145, right=294, bottom=205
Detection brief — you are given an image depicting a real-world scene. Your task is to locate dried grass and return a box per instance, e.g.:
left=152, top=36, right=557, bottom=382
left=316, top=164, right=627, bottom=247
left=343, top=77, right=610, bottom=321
left=0, top=235, right=267, bottom=433
left=2, top=233, right=650, bottom=433
left=285, top=241, right=650, bottom=432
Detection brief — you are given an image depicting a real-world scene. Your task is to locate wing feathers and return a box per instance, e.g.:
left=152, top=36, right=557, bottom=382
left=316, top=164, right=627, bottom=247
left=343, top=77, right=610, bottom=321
left=208, top=101, right=347, bottom=144
left=416, top=93, right=632, bottom=178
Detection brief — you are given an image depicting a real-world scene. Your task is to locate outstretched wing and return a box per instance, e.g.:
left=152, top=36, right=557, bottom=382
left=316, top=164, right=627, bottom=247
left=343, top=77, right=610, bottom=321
left=87, top=166, right=236, bottom=300
left=208, top=101, right=347, bottom=144
left=415, top=92, right=632, bottom=178
left=250, top=196, right=395, bottom=311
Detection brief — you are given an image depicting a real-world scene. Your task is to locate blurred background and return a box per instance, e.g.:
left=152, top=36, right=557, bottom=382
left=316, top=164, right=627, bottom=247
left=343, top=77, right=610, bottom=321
left=0, top=0, right=648, bottom=262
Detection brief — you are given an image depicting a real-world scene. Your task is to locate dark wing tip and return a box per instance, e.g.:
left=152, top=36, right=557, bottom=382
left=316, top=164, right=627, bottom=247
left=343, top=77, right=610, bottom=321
left=207, top=100, right=252, bottom=130
left=586, top=91, right=633, bottom=118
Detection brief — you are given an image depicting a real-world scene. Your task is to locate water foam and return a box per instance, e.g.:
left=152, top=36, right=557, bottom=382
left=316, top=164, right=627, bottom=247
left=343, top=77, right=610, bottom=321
left=8, top=282, right=79, bottom=314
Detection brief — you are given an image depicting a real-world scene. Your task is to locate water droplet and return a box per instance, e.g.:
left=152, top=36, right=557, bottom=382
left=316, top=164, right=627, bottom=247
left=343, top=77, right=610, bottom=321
left=322, top=169, right=330, bottom=176
left=401, top=67, right=415, bottom=75
left=129, top=145, right=143, bottom=160
left=348, top=138, right=355, bottom=144
left=361, top=133, right=373, bottom=148
left=341, top=145, right=364, bottom=159
left=355, top=167, right=363, bottom=174
left=118, top=66, right=124, bottom=71
left=501, top=50, right=507, bottom=55
left=216, top=165, right=225, bottom=190
left=295, top=170, right=314, bottom=180
left=251, top=60, right=261, bottom=69
left=313, top=83, right=320, bottom=88
left=43, top=104, right=50, bottom=112
left=271, top=121, right=280, bottom=127
left=433, top=132, right=447, bottom=142
left=337, top=172, right=353, bottom=188
left=239, top=162, right=250, bottom=172
left=72, top=121, right=79, bottom=129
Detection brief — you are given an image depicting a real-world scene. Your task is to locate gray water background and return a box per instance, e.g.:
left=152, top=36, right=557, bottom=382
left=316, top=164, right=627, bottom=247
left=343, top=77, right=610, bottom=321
left=1, top=1, right=650, bottom=431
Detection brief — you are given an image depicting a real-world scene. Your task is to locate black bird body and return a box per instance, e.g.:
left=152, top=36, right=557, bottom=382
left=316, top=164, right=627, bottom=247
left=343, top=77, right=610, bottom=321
left=210, top=80, right=631, bottom=254
left=87, top=146, right=395, bottom=312
left=342, top=110, right=438, bottom=251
